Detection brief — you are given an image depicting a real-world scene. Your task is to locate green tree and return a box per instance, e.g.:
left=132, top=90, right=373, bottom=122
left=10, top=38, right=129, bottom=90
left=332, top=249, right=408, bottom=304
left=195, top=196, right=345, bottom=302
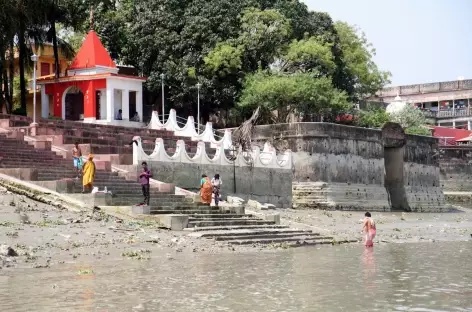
left=388, top=104, right=431, bottom=135
left=238, top=71, right=349, bottom=123
left=355, top=105, right=390, bottom=128
left=278, top=37, right=335, bottom=75
left=334, top=21, right=391, bottom=102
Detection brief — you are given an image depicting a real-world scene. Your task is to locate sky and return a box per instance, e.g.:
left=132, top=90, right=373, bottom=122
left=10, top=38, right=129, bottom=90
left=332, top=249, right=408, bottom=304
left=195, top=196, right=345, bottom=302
left=303, top=0, right=472, bottom=86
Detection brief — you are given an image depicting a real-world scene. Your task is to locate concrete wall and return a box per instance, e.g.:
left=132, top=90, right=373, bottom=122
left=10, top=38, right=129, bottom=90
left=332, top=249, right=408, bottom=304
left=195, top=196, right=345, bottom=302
left=141, top=161, right=292, bottom=207
left=252, top=122, right=446, bottom=212
left=439, top=148, right=472, bottom=192
left=403, top=134, right=445, bottom=212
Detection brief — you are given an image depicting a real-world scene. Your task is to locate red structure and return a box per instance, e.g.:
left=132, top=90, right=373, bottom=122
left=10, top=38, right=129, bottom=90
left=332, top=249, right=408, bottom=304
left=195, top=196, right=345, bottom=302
left=38, top=30, right=145, bottom=124
left=432, top=126, right=472, bottom=146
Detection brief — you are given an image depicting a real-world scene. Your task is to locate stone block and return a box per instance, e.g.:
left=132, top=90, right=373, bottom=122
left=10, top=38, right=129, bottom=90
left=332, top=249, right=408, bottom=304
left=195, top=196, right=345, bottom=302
left=92, top=193, right=113, bottom=206
left=161, top=215, right=189, bottom=230
left=264, top=213, right=281, bottom=225
left=6, top=131, right=24, bottom=140
left=68, top=193, right=113, bottom=209
left=132, top=205, right=150, bottom=215
left=220, top=205, right=245, bottom=215
left=94, top=160, right=111, bottom=171
left=247, top=199, right=262, bottom=209
left=227, top=196, right=245, bottom=205
left=33, top=179, right=74, bottom=193
left=0, top=168, right=38, bottom=181
left=31, top=140, right=52, bottom=150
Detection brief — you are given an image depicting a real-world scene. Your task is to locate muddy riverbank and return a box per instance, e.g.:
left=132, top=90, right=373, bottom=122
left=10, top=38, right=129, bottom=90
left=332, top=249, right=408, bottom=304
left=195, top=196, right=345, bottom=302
left=1, top=187, right=471, bottom=269
left=262, top=206, right=472, bottom=244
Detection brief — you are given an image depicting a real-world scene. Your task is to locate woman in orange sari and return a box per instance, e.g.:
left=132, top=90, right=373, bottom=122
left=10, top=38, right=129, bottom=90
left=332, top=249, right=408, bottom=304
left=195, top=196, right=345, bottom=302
left=200, top=174, right=212, bottom=205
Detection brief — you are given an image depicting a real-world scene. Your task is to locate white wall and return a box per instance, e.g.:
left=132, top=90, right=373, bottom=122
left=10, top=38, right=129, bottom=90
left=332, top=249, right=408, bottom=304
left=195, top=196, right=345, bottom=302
left=99, top=89, right=107, bottom=120
left=106, top=77, right=144, bottom=121
left=114, top=89, right=123, bottom=119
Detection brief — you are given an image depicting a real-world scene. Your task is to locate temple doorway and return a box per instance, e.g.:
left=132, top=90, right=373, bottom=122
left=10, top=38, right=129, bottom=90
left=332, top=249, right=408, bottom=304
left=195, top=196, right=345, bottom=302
left=64, top=86, right=84, bottom=121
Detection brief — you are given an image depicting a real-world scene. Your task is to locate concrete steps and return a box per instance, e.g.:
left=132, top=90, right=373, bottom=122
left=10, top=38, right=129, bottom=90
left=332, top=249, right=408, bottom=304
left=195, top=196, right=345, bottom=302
left=187, top=226, right=336, bottom=246
left=185, top=224, right=290, bottom=231
left=188, top=218, right=275, bottom=227
left=292, top=181, right=390, bottom=211
left=221, top=236, right=334, bottom=246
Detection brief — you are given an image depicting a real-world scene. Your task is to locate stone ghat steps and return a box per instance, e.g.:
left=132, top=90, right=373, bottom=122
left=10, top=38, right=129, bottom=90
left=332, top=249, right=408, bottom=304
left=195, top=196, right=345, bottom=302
left=187, top=227, right=334, bottom=246
left=218, top=236, right=335, bottom=246
left=188, top=218, right=276, bottom=228
left=292, top=182, right=390, bottom=211
left=151, top=209, right=230, bottom=215
left=112, top=197, right=197, bottom=206
left=185, top=224, right=289, bottom=232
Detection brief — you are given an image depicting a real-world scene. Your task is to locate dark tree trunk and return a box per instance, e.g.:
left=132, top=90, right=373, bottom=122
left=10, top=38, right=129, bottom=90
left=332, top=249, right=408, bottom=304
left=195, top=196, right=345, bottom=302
left=2, top=69, right=11, bottom=113
left=18, top=20, right=27, bottom=114
left=50, top=13, right=60, bottom=78
left=7, top=39, right=14, bottom=112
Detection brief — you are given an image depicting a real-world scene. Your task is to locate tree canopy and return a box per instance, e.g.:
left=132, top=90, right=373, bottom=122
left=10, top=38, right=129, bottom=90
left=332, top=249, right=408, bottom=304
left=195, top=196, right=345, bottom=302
left=1, top=0, right=390, bottom=125
left=354, top=103, right=432, bottom=136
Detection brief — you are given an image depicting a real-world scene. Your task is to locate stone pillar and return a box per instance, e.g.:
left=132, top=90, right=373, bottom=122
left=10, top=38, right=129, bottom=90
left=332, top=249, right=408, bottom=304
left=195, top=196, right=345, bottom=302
left=468, top=120, right=471, bottom=130
left=453, top=120, right=456, bottom=128
left=40, top=85, right=49, bottom=118
left=136, top=90, right=143, bottom=122
left=122, top=90, right=130, bottom=120
left=106, top=86, right=114, bottom=122
left=468, top=99, right=470, bottom=116
left=452, top=98, right=455, bottom=116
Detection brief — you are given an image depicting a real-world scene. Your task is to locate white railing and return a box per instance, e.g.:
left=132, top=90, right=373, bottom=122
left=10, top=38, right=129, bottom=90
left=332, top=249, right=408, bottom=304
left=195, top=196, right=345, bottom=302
left=148, top=110, right=233, bottom=149
left=132, top=137, right=292, bottom=169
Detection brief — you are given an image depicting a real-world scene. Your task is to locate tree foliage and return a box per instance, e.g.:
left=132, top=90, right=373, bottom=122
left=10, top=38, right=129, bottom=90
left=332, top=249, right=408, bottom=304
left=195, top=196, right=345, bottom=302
left=334, top=22, right=391, bottom=102
left=355, top=103, right=432, bottom=136
left=1, top=0, right=389, bottom=124
left=239, top=71, right=349, bottom=123
left=389, top=104, right=431, bottom=135
left=355, top=105, right=390, bottom=128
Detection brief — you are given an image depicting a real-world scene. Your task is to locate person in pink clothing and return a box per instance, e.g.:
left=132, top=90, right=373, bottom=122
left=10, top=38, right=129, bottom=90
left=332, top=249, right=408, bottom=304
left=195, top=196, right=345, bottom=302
left=363, top=212, right=376, bottom=247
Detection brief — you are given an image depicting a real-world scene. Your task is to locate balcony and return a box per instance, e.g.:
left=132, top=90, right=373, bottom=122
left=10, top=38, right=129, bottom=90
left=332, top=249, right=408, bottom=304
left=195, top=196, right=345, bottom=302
left=422, top=108, right=472, bottom=119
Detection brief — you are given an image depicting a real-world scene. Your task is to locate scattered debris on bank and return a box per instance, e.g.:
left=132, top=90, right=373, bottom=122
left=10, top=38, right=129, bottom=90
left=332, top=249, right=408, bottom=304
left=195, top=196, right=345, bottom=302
left=1, top=187, right=471, bottom=270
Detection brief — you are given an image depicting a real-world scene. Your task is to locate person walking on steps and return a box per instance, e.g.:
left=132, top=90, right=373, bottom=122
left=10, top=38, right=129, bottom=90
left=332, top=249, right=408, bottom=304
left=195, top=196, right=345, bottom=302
left=138, top=161, right=152, bottom=206
left=211, top=174, right=222, bottom=207
left=200, top=174, right=212, bottom=205
left=72, top=142, right=82, bottom=178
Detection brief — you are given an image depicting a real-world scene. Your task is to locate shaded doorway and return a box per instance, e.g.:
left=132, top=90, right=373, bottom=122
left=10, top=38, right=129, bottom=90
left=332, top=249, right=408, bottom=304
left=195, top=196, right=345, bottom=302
left=384, top=146, right=409, bottom=211
left=382, top=122, right=410, bottom=211
left=96, top=91, right=101, bottom=120
left=64, top=87, right=84, bottom=121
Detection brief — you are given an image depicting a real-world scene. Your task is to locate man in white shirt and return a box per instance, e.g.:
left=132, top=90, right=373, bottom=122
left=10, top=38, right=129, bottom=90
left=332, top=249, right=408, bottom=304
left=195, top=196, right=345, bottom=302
left=211, top=174, right=222, bottom=206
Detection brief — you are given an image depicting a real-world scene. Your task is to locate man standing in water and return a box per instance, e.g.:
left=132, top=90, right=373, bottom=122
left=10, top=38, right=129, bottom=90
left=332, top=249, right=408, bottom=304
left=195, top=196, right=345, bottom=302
left=72, top=142, right=82, bottom=178
left=138, top=161, right=152, bottom=206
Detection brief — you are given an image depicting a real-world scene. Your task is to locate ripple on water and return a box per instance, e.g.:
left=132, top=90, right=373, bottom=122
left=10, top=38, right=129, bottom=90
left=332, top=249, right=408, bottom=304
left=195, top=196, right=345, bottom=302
left=0, top=242, right=471, bottom=312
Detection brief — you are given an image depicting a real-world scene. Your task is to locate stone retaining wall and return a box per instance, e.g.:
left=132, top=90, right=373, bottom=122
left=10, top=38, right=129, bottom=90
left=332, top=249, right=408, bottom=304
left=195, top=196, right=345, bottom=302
left=252, top=122, right=446, bottom=212
left=133, top=162, right=292, bottom=207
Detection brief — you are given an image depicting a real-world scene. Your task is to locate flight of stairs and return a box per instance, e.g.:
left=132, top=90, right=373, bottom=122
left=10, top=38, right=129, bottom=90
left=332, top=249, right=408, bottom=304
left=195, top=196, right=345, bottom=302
left=292, top=181, right=391, bottom=211
left=150, top=203, right=334, bottom=246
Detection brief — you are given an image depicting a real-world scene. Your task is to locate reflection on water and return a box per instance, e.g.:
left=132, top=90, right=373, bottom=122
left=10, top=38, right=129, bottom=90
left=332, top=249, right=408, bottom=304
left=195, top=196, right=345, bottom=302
left=1, top=242, right=472, bottom=312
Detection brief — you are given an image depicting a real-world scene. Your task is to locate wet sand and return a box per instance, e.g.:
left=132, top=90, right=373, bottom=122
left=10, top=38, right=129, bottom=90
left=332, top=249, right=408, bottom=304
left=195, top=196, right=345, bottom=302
left=0, top=187, right=246, bottom=270
left=1, top=186, right=471, bottom=269
left=267, top=206, right=472, bottom=243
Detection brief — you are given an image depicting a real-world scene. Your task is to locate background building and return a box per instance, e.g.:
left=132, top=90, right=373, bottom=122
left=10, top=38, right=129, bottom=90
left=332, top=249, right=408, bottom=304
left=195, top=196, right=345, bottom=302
left=370, top=78, right=472, bottom=129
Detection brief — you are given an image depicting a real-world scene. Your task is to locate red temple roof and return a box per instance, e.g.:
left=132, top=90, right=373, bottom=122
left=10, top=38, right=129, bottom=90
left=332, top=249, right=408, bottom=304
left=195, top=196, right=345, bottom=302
left=432, top=126, right=472, bottom=146
left=68, top=30, right=116, bottom=70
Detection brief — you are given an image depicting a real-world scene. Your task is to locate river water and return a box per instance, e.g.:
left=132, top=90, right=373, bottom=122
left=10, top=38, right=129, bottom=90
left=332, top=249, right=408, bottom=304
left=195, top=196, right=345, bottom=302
left=1, top=241, right=471, bottom=312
